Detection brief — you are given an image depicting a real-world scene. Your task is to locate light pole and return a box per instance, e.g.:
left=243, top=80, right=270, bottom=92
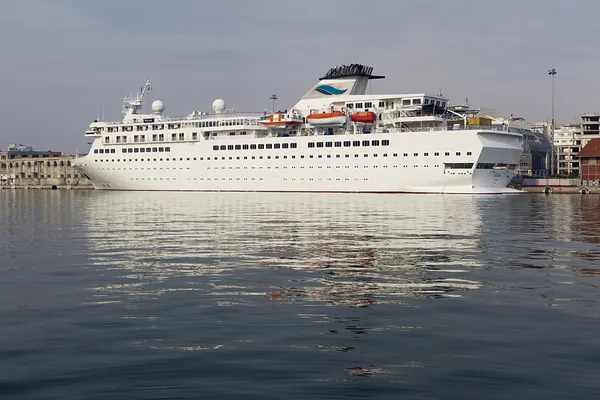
left=548, top=68, right=557, bottom=176
left=270, top=94, right=278, bottom=113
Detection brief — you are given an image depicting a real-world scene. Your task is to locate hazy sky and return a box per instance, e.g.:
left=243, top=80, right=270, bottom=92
left=1, top=0, right=598, bottom=153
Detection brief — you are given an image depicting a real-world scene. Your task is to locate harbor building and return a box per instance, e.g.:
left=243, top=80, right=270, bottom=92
left=0, top=146, right=91, bottom=188
left=554, top=125, right=581, bottom=177
left=578, top=139, right=600, bottom=183
left=581, top=113, right=600, bottom=146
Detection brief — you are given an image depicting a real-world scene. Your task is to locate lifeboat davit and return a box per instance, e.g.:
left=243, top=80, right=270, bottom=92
left=259, top=113, right=303, bottom=129
left=306, top=111, right=346, bottom=126
left=350, top=111, right=377, bottom=124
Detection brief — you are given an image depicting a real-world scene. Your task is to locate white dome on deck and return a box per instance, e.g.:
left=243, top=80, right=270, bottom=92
left=212, top=99, right=226, bottom=114
left=152, top=100, right=165, bottom=114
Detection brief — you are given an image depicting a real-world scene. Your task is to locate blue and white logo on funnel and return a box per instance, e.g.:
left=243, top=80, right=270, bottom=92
left=315, top=85, right=347, bottom=95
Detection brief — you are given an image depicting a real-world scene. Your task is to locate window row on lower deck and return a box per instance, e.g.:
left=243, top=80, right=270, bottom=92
left=94, top=151, right=481, bottom=165
left=94, top=150, right=474, bottom=161
left=96, top=164, right=474, bottom=174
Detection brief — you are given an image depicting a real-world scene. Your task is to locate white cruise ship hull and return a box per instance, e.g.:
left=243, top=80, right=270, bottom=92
left=73, top=129, right=523, bottom=194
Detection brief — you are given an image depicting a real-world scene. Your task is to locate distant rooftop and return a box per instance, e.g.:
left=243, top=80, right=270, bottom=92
left=577, top=138, right=600, bottom=158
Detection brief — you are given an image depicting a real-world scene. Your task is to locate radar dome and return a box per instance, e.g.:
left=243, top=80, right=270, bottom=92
left=212, top=99, right=226, bottom=114
left=151, top=100, right=165, bottom=114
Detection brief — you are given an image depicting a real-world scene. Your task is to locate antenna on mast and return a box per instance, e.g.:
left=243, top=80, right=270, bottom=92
left=123, top=78, right=152, bottom=118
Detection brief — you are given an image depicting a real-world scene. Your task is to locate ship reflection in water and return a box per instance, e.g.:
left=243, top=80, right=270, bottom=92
left=80, top=192, right=484, bottom=309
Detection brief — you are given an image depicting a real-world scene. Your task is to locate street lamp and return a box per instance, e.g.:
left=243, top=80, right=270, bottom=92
left=270, top=94, right=278, bottom=113
left=548, top=68, right=557, bottom=176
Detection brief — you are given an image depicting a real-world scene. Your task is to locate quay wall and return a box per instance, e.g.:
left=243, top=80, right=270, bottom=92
left=514, top=177, right=600, bottom=194
left=521, top=186, right=600, bottom=194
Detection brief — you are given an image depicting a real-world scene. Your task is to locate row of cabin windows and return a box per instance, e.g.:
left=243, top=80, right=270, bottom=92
left=105, top=120, right=258, bottom=133
left=99, top=153, right=398, bottom=163
left=309, top=140, right=390, bottom=148
left=95, top=152, right=478, bottom=164
left=95, top=148, right=472, bottom=158
left=99, top=165, right=477, bottom=175
left=348, top=101, right=392, bottom=108
left=1, top=161, right=71, bottom=168
left=213, top=143, right=298, bottom=151
left=345, top=99, right=446, bottom=108
left=423, top=99, right=446, bottom=107
left=349, top=99, right=447, bottom=108
left=104, top=132, right=240, bottom=144
left=94, top=147, right=171, bottom=154
left=125, top=168, right=477, bottom=182
left=347, top=101, right=375, bottom=109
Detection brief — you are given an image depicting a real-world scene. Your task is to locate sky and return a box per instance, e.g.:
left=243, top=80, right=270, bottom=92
left=0, top=0, right=599, bottom=153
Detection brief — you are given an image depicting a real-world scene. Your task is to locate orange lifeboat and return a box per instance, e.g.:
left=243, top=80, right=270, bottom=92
left=259, top=113, right=303, bottom=129
left=306, top=111, right=346, bottom=126
left=350, top=111, right=377, bottom=124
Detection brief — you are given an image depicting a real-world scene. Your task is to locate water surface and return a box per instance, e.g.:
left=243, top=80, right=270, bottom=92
left=1, top=190, right=599, bottom=399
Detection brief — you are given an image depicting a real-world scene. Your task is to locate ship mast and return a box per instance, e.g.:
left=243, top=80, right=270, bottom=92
left=122, top=78, right=151, bottom=118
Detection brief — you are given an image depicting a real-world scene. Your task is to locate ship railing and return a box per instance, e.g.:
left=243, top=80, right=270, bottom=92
left=98, top=112, right=266, bottom=125
left=379, top=125, right=511, bottom=133
left=397, top=125, right=509, bottom=132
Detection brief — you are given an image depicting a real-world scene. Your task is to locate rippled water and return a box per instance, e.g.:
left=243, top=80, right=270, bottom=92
left=1, top=190, right=600, bottom=399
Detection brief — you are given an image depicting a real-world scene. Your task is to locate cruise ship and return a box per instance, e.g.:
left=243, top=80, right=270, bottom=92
left=72, top=64, right=523, bottom=194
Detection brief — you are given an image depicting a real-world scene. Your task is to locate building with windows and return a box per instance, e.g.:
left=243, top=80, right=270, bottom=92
left=577, top=138, right=600, bottom=183
left=580, top=113, right=600, bottom=151
left=0, top=148, right=91, bottom=187
left=554, top=125, right=581, bottom=177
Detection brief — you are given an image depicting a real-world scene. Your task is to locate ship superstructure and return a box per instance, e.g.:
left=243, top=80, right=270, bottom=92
left=73, top=64, right=523, bottom=193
